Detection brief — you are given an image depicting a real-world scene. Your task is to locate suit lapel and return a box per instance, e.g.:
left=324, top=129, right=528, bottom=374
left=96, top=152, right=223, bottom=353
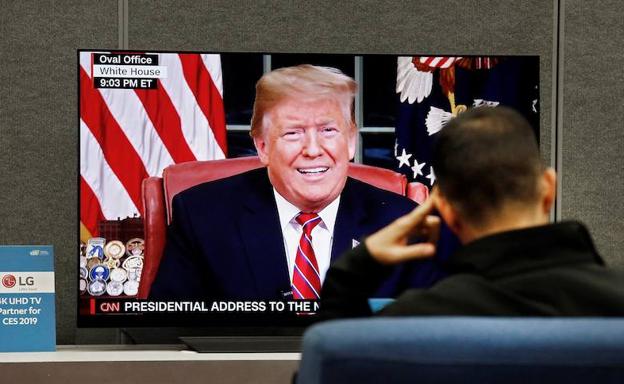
left=238, top=169, right=292, bottom=298
left=331, top=178, right=367, bottom=261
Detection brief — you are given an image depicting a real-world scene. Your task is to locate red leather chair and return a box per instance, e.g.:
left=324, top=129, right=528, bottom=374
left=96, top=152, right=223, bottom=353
left=138, top=156, right=429, bottom=298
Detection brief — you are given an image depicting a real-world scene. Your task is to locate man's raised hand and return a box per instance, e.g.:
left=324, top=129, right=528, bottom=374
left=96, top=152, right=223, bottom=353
left=364, top=194, right=441, bottom=265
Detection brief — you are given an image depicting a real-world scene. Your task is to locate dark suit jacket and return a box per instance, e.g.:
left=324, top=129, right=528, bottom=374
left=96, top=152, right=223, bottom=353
left=149, top=167, right=441, bottom=300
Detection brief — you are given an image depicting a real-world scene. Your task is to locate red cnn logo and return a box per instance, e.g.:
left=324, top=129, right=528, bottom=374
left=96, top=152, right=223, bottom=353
left=2, top=274, right=16, bottom=288
left=100, top=302, right=120, bottom=312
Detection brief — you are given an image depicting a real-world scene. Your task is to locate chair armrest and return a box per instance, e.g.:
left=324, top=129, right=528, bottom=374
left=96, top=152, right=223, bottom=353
left=138, top=176, right=166, bottom=299
left=406, top=181, right=429, bottom=204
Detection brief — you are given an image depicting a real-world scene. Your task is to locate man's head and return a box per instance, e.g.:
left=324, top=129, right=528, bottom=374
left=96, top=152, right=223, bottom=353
left=432, top=107, right=556, bottom=243
left=251, top=65, right=358, bottom=212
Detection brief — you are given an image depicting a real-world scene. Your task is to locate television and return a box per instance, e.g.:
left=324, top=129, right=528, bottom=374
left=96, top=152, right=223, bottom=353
left=77, top=50, right=539, bottom=349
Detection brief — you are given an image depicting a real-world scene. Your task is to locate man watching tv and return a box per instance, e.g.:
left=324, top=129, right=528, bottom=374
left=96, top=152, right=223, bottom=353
left=149, top=65, right=444, bottom=300
left=320, top=106, right=624, bottom=317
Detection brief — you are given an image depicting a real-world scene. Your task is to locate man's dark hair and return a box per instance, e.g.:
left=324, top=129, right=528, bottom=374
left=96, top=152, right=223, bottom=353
left=432, top=106, right=542, bottom=226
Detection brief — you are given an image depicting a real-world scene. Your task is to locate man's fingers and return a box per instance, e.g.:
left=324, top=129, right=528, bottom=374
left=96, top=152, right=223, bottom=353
left=365, top=197, right=441, bottom=265
left=404, top=214, right=440, bottom=242
left=393, top=242, right=436, bottom=261
left=392, top=197, right=437, bottom=235
left=422, top=215, right=441, bottom=244
left=406, top=196, right=436, bottom=222
left=398, top=198, right=435, bottom=228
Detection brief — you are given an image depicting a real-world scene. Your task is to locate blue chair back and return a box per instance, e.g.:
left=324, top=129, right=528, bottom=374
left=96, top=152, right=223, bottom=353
left=298, top=317, right=624, bottom=384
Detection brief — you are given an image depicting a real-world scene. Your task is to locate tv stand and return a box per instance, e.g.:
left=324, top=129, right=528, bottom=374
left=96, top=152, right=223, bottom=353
left=119, top=327, right=303, bottom=352
left=180, top=336, right=301, bottom=353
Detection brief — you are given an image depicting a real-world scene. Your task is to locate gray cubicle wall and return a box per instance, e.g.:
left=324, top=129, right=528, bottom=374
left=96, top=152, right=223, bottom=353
left=0, top=0, right=119, bottom=344
left=560, top=0, right=624, bottom=266
left=0, top=0, right=621, bottom=345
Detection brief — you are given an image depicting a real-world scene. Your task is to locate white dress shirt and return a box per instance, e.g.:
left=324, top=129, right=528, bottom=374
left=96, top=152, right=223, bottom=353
left=273, top=189, right=340, bottom=285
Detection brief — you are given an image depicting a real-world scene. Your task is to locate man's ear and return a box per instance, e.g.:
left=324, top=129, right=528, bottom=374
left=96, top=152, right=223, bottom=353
left=347, top=123, right=357, bottom=161
left=253, top=133, right=270, bottom=165
left=540, top=167, right=557, bottom=215
left=432, top=187, right=462, bottom=236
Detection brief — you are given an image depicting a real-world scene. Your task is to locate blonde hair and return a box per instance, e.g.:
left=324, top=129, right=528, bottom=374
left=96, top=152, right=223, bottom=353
left=250, top=64, right=357, bottom=138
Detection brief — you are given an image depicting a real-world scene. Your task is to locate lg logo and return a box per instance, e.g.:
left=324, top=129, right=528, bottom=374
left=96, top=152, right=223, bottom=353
left=1, top=274, right=34, bottom=288
left=2, top=274, right=16, bottom=288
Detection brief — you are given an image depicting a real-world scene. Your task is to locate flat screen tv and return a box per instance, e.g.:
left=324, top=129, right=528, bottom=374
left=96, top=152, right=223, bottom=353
left=77, top=50, right=539, bottom=346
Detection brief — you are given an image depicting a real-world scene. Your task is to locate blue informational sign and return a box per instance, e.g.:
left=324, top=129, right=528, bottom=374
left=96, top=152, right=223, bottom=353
left=0, top=246, right=55, bottom=352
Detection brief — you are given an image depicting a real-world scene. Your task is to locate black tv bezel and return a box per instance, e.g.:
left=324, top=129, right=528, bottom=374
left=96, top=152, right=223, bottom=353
left=76, top=49, right=540, bottom=337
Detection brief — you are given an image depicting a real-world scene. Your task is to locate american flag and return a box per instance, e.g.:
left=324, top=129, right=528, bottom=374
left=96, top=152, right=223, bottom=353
left=395, top=56, right=540, bottom=188
left=79, top=51, right=227, bottom=241
left=392, top=56, right=540, bottom=286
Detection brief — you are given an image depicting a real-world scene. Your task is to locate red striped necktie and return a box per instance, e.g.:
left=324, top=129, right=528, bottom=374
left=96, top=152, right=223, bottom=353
left=292, top=212, right=322, bottom=300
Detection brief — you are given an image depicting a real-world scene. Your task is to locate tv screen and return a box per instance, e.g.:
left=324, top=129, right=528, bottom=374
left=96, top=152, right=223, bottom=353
left=77, top=50, right=539, bottom=330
